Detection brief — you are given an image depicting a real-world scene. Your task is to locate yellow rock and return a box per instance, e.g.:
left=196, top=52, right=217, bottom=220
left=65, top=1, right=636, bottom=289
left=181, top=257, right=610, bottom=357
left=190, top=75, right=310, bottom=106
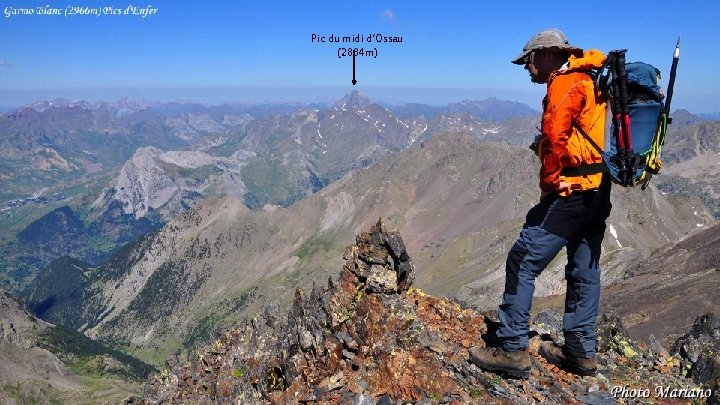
left=618, top=340, right=637, bottom=358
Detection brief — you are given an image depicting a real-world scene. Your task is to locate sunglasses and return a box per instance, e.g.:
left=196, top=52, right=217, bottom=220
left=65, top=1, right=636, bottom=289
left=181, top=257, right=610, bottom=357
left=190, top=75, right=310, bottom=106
left=522, top=51, right=536, bottom=65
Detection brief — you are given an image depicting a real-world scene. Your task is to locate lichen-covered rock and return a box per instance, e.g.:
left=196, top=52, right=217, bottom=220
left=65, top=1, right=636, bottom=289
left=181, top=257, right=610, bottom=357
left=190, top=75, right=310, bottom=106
left=596, top=311, right=639, bottom=358
left=531, top=308, right=564, bottom=345
left=396, top=260, right=415, bottom=292
left=349, top=218, right=416, bottom=293
left=672, top=313, right=720, bottom=404
left=366, top=264, right=397, bottom=294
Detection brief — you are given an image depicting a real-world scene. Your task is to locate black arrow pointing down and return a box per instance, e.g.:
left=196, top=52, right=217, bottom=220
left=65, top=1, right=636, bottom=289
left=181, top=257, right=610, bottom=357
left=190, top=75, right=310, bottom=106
left=352, top=52, right=357, bottom=85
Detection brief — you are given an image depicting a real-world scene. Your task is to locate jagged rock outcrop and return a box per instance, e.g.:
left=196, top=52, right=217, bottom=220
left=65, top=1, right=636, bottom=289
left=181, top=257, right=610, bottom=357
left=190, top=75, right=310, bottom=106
left=136, top=220, right=714, bottom=404
left=672, top=314, right=720, bottom=404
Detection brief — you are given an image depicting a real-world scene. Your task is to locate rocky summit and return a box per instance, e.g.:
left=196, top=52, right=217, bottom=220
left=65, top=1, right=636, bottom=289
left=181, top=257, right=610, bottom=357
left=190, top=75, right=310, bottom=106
left=134, top=220, right=718, bottom=404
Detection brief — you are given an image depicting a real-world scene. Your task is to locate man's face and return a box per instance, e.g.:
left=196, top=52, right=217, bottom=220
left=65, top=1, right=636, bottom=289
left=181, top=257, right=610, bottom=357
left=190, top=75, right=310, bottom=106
left=524, top=50, right=546, bottom=84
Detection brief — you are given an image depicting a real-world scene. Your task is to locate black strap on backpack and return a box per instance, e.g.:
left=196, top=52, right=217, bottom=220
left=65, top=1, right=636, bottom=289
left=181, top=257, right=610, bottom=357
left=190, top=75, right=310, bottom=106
left=560, top=123, right=608, bottom=177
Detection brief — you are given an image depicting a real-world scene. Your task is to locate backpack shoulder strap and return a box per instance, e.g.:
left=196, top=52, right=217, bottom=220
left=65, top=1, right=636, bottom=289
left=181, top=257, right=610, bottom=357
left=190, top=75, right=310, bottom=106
left=573, top=122, right=604, bottom=156
left=560, top=123, right=608, bottom=176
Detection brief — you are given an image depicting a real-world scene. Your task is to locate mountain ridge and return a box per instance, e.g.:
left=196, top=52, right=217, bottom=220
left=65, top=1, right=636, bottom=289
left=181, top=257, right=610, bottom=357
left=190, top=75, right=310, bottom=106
left=602, top=222, right=720, bottom=345
left=21, top=132, right=714, bottom=368
left=1, top=289, right=152, bottom=403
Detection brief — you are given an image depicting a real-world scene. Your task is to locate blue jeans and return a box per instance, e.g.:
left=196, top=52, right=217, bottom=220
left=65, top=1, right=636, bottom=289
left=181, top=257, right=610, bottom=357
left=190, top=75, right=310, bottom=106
left=496, top=182, right=611, bottom=358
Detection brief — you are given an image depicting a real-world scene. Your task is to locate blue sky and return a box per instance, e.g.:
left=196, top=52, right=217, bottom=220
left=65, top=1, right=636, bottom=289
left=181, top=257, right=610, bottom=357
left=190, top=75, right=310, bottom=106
left=1, top=0, right=718, bottom=112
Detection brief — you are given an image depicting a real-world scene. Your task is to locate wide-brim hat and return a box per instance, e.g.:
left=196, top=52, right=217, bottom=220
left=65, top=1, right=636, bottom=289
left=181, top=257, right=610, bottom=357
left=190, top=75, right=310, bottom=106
left=512, top=28, right=583, bottom=65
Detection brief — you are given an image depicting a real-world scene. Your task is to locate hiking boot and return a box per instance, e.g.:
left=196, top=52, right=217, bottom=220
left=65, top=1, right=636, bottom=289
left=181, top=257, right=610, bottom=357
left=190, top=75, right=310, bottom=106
left=539, top=341, right=597, bottom=376
left=469, top=346, right=531, bottom=379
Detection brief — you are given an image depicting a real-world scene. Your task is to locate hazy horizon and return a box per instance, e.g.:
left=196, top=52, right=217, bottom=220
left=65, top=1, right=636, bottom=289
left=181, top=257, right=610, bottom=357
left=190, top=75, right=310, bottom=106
left=2, top=85, right=720, bottom=115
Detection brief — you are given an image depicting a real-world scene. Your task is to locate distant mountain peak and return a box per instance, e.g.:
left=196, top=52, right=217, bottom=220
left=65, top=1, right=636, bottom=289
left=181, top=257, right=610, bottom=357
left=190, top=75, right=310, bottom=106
left=669, top=108, right=709, bottom=128
left=333, top=90, right=371, bottom=111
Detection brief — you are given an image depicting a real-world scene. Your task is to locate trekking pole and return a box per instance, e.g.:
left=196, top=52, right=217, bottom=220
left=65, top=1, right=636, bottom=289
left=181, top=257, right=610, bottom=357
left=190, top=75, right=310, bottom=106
left=608, top=52, right=624, bottom=154
left=607, top=52, right=625, bottom=184
left=616, top=50, right=635, bottom=185
left=610, top=50, right=631, bottom=185
left=664, top=37, right=681, bottom=117
left=616, top=51, right=631, bottom=150
left=610, top=57, right=625, bottom=154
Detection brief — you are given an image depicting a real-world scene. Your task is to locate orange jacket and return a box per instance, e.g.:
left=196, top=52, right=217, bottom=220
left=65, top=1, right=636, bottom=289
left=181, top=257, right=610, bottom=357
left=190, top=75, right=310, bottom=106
left=538, top=49, right=607, bottom=196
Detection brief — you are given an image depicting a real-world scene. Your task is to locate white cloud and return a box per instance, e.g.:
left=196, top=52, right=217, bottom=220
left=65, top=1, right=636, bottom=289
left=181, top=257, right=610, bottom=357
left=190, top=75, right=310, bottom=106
left=0, top=60, right=14, bottom=68
left=381, top=9, right=395, bottom=19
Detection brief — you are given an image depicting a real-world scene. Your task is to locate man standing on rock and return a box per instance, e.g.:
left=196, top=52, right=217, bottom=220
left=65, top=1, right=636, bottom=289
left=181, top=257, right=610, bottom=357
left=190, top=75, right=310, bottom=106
left=469, top=29, right=612, bottom=378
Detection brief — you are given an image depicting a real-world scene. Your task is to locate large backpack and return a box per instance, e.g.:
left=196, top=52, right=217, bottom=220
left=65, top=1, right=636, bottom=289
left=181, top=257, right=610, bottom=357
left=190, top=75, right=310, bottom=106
left=569, top=43, right=680, bottom=189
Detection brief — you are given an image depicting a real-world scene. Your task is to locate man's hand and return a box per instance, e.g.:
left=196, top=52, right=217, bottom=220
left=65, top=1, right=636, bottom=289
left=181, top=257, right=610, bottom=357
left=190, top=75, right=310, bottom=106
left=529, top=134, right=541, bottom=155
left=541, top=181, right=572, bottom=201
